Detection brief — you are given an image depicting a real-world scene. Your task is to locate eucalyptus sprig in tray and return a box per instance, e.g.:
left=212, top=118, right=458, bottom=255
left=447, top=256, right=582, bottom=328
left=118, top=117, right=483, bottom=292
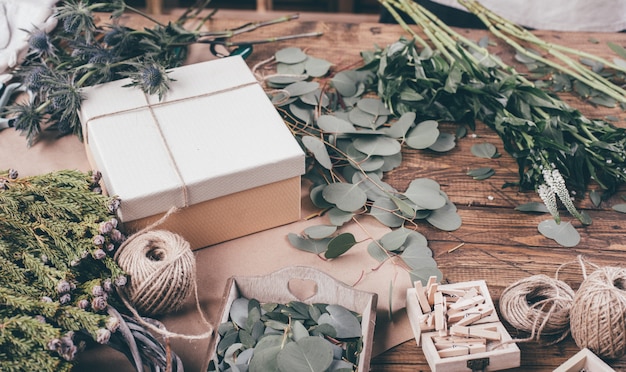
left=204, top=266, right=377, bottom=372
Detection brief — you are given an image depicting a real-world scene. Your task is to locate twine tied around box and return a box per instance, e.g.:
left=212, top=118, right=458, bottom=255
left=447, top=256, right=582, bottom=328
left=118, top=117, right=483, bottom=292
left=115, top=207, right=213, bottom=341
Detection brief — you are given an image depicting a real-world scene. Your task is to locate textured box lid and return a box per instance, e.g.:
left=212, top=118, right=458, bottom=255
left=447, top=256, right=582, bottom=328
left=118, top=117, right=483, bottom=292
left=79, top=56, right=305, bottom=222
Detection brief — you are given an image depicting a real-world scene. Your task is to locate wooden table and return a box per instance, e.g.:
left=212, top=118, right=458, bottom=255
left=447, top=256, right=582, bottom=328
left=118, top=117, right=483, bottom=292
left=36, top=8, right=626, bottom=372
left=179, top=11, right=626, bottom=370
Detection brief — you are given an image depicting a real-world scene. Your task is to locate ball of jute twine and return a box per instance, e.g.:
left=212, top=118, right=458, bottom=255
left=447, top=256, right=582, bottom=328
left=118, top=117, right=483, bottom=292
left=499, top=274, right=575, bottom=344
left=570, top=266, right=626, bottom=359
left=114, top=207, right=212, bottom=341
left=116, top=229, right=194, bottom=316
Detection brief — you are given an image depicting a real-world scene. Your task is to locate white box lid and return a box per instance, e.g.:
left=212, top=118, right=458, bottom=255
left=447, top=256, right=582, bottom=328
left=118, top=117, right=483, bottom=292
left=80, top=56, right=305, bottom=222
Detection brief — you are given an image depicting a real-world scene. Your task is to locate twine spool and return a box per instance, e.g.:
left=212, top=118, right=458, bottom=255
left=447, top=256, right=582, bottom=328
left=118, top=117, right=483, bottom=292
left=499, top=274, right=575, bottom=343
left=115, top=229, right=195, bottom=317
left=570, top=267, right=626, bottom=359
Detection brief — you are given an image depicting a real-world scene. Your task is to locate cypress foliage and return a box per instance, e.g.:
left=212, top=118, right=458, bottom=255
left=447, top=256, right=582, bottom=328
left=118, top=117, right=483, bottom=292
left=0, top=169, right=127, bottom=371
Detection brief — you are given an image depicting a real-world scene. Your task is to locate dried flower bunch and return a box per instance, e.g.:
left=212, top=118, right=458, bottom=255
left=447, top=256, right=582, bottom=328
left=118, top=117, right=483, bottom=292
left=0, top=169, right=128, bottom=370
left=1, top=0, right=320, bottom=146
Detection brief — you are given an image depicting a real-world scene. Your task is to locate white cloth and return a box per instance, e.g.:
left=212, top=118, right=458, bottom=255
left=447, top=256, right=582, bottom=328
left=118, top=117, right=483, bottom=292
left=431, top=0, right=626, bottom=32
left=0, top=0, right=58, bottom=75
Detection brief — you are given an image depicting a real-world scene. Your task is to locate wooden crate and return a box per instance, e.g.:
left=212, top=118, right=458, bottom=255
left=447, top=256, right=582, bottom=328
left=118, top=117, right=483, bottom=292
left=204, top=266, right=378, bottom=372
left=554, top=348, right=615, bottom=372
left=406, top=280, right=499, bottom=346
left=406, top=279, right=520, bottom=371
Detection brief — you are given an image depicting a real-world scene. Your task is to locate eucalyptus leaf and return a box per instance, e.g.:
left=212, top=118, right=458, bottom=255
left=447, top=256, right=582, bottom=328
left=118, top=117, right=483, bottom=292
left=276, top=336, right=334, bottom=372
left=352, top=171, right=396, bottom=201
left=467, top=166, right=495, bottom=180
left=249, top=344, right=281, bottom=372
left=322, top=182, right=368, bottom=212
left=401, top=247, right=437, bottom=270
left=310, top=184, right=334, bottom=209
left=425, top=200, right=462, bottom=231
left=301, top=136, right=333, bottom=170
left=327, top=207, right=354, bottom=226
left=613, top=204, right=626, bottom=213
left=304, top=225, right=337, bottom=239
left=325, top=233, right=357, bottom=259
left=316, top=305, right=362, bottom=338
left=229, top=297, right=249, bottom=329
left=357, top=97, right=392, bottom=116
left=383, top=112, right=416, bottom=139
left=278, top=61, right=306, bottom=75
left=379, top=227, right=412, bottom=251
left=537, top=219, right=581, bottom=247
left=290, top=102, right=314, bottom=124
left=405, top=120, right=439, bottom=149
left=292, top=320, right=310, bottom=341
left=317, top=115, right=356, bottom=133
left=301, top=90, right=330, bottom=107
left=352, top=136, right=402, bottom=156
left=284, top=81, right=320, bottom=97
left=305, top=56, right=333, bottom=77
left=266, top=74, right=309, bottom=86
left=428, top=132, right=456, bottom=152
left=275, top=47, right=308, bottom=64
left=515, top=202, right=549, bottom=213
left=471, top=142, right=498, bottom=158
left=330, top=71, right=359, bottom=97
left=287, top=233, right=329, bottom=254
left=348, top=107, right=388, bottom=129
left=381, top=152, right=403, bottom=172
left=369, top=197, right=405, bottom=227
left=367, top=241, right=390, bottom=262
left=404, top=178, right=446, bottom=210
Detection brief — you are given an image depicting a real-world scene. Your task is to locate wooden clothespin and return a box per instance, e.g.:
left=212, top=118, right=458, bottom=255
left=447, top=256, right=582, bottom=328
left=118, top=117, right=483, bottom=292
left=414, top=281, right=432, bottom=314
left=437, top=342, right=487, bottom=357
left=450, top=325, right=501, bottom=341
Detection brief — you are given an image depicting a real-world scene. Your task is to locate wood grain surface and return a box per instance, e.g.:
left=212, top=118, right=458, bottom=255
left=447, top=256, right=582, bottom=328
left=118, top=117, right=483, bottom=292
left=121, top=9, right=626, bottom=371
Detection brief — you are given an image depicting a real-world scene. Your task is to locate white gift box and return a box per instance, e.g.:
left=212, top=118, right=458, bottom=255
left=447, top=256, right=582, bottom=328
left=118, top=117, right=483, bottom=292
left=79, top=56, right=305, bottom=249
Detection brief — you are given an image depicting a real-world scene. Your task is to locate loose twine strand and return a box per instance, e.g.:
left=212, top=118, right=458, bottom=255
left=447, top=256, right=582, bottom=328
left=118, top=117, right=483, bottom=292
left=496, top=256, right=597, bottom=348
left=114, top=207, right=213, bottom=341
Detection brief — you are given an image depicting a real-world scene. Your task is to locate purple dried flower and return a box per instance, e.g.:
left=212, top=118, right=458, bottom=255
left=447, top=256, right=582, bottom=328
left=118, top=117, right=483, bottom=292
left=81, top=250, right=89, bottom=259
left=91, top=186, right=102, bottom=194
left=58, top=335, right=77, bottom=361
left=91, top=296, right=107, bottom=311
left=114, top=275, right=127, bottom=287
left=92, top=234, right=105, bottom=246
left=77, top=299, right=90, bottom=310
left=47, top=338, right=61, bottom=351
left=59, top=293, right=71, bottom=305
left=40, top=254, right=49, bottom=264
left=106, top=243, right=115, bottom=252
left=28, top=29, right=55, bottom=56
left=70, top=258, right=81, bottom=267
left=91, top=285, right=104, bottom=297
left=102, top=278, right=113, bottom=293
left=107, top=198, right=121, bottom=213
left=35, top=315, right=46, bottom=323
left=109, top=218, right=118, bottom=229
left=92, top=248, right=106, bottom=260
left=96, top=329, right=111, bottom=344
left=110, top=229, right=124, bottom=243
left=98, top=221, right=113, bottom=234
left=91, top=170, right=102, bottom=184
left=57, top=280, right=71, bottom=294
left=7, top=169, right=18, bottom=179
left=41, top=296, right=53, bottom=303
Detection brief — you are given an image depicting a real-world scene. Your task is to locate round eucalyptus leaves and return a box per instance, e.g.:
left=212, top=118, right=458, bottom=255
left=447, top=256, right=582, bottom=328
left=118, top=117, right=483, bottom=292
left=269, top=47, right=461, bottom=283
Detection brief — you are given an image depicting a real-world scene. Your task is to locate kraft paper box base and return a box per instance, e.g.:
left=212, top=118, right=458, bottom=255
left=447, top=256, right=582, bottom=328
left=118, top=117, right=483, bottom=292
left=79, top=56, right=305, bottom=249
left=126, top=176, right=301, bottom=249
